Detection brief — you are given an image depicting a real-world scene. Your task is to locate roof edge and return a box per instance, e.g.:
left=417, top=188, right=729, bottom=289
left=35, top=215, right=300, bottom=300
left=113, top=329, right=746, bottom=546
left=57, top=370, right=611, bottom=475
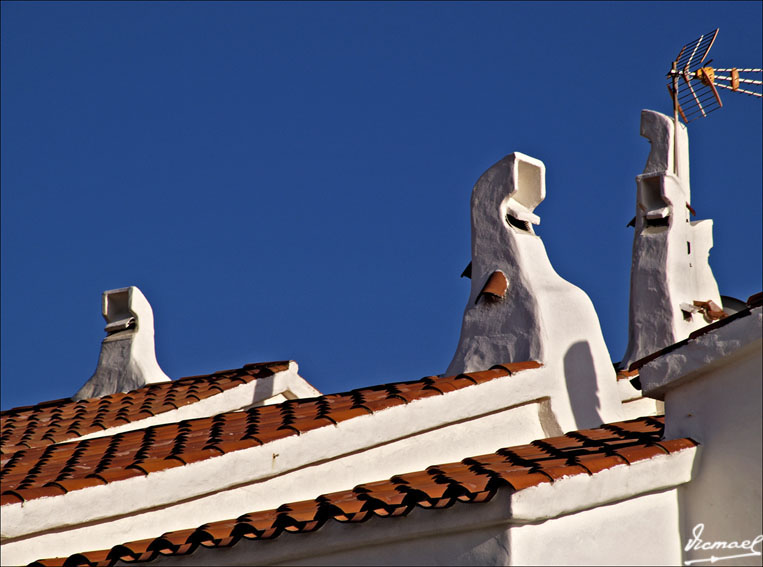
left=640, top=306, right=762, bottom=400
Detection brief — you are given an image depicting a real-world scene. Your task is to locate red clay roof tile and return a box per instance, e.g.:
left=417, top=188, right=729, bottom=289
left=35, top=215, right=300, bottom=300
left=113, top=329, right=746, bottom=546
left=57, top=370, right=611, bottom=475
left=616, top=368, right=639, bottom=380
left=613, top=444, right=669, bottom=464
left=68, top=549, right=112, bottom=566
left=493, top=361, right=542, bottom=373
left=656, top=438, right=700, bottom=453
left=534, top=462, right=589, bottom=480
left=15, top=484, right=66, bottom=501
left=0, top=491, right=24, bottom=506
left=128, top=458, right=185, bottom=475
left=576, top=454, right=629, bottom=474
left=48, top=477, right=107, bottom=493
left=92, top=467, right=146, bottom=484
left=477, top=270, right=508, bottom=303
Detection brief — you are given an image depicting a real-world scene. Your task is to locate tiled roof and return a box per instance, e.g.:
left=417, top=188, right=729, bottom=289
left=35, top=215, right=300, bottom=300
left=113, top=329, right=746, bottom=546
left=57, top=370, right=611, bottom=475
left=29, top=415, right=697, bottom=567
left=629, top=292, right=763, bottom=371
left=0, top=361, right=291, bottom=453
left=0, top=362, right=541, bottom=506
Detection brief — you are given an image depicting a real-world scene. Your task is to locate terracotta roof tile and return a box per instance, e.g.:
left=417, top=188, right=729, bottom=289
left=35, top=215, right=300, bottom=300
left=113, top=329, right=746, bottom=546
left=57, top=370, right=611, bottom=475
left=655, top=438, right=699, bottom=453
left=616, top=368, right=639, bottom=380
left=48, top=477, right=107, bottom=493
left=2, top=362, right=538, bottom=505
left=576, top=453, right=628, bottom=474
left=476, top=270, right=508, bottom=303
left=429, top=463, right=493, bottom=496
left=534, top=460, right=590, bottom=480
left=316, top=495, right=365, bottom=524
left=491, top=361, right=542, bottom=373
left=400, top=479, right=453, bottom=508
left=613, top=444, right=669, bottom=464
left=30, top=416, right=696, bottom=567
left=13, top=484, right=66, bottom=500
left=0, top=491, right=24, bottom=506
left=0, top=361, right=291, bottom=453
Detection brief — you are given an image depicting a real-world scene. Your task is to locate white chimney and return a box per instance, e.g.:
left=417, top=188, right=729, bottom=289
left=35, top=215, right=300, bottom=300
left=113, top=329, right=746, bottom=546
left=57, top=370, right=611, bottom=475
left=620, top=110, right=723, bottom=370
left=73, top=286, right=170, bottom=400
left=447, top=152, right=623, bottom=428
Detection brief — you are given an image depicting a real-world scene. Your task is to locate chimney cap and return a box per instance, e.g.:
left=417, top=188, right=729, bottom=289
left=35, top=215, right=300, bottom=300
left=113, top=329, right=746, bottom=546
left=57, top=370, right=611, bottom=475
left=73, top=285, right=169, bottom=400
left=101, top=287, right=153, bottom=333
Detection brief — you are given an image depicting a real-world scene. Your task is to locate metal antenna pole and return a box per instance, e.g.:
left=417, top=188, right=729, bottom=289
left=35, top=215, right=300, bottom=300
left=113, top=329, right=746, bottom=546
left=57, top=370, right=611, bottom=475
left=672, top=61, right=679, bottom=176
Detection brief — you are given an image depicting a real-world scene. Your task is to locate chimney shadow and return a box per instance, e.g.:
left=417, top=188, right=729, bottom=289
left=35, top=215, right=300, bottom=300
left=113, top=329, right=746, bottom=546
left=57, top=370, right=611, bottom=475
left=564, top=341, right=603, bottom=427
left=248, top=368, right=277, bottom=408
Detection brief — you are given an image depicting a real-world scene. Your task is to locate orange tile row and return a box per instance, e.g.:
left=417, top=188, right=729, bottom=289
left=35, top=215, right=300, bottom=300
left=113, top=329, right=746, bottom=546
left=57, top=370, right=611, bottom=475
left=0, top=362, right=539, bottom=506
left=0, top=362, right=290, bottom=453
left=29, top=416, right=696, bottom=567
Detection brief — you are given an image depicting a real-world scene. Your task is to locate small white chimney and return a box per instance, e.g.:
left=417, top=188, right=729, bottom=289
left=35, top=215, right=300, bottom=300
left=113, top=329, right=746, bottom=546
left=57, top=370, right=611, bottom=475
left=73, top=286, right=170, bottom=400
left=620, top=110, right=723, bottom=370
left=447, top=152, right=623, bottom=428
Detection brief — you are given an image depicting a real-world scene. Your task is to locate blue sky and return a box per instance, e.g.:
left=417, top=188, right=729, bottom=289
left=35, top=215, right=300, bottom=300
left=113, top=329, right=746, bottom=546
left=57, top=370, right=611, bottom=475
left=2, top=2, right=761, bottom=410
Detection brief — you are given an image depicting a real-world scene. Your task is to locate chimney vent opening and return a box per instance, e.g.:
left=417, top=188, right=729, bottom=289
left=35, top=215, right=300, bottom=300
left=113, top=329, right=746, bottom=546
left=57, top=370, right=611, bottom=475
left=506, top=213, right=531, bottom=232
left=513, top=159, right=544, bottom=211
left=104, top=289, right=132, bottom=324
left=645, top=216, right=670, bottom=228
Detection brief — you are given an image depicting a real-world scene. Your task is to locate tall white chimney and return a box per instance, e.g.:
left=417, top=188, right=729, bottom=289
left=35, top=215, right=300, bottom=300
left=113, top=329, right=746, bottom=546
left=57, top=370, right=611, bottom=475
left=447, top=152, right=623, bottom=428
left=73, top=286, right=170, bottom=400
left=620, top=110, right=724, bottom=370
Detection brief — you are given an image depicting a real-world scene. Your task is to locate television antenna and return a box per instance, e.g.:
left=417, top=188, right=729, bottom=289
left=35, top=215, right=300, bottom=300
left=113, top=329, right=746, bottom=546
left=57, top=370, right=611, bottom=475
left=667, top=28, right=762, bottom=123
left=666, top=28, right=761, bottom=174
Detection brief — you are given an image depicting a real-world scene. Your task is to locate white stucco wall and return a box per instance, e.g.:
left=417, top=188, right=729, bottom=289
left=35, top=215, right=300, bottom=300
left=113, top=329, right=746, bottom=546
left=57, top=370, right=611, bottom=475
left=509, top=490, right=682, bottom=566
left=668, top=346, right=761, bottom=566
left=640, top=308, right=763, bottom=566
left=618, top=376, right=663, bottom=420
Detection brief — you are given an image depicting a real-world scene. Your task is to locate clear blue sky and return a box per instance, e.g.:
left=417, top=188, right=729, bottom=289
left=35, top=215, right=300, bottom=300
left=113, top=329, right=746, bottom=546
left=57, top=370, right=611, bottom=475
left=2, top=2, right=761, bottom=410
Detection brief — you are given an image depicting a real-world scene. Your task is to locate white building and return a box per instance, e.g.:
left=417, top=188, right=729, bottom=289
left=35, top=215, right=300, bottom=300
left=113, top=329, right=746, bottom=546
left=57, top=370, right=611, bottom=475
left=1, top=109, right=760, bottom=567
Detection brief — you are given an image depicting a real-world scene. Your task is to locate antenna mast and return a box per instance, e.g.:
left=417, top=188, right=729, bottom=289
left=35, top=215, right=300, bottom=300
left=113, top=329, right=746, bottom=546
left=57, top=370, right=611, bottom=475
left=671, top=60, right=680, bottom=175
